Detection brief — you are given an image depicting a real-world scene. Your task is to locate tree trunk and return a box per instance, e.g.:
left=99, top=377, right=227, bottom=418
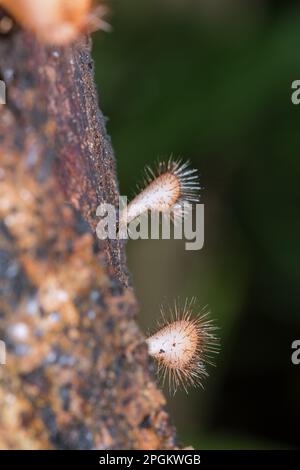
left=0, top=21, right=177, bottom=450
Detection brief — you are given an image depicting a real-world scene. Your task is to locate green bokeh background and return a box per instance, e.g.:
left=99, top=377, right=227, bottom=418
left=93, top=0, right=300, bottom=449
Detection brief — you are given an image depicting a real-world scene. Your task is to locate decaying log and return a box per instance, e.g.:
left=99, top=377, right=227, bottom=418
left=0, top=15, right=177, bottom=449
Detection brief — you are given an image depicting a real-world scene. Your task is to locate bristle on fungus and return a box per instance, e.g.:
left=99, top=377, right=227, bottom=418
left=146, top=298, right=219, bottom=394
left=120, top=158, right=200, bottom=227
left=0, top=0, right=110, bottom=45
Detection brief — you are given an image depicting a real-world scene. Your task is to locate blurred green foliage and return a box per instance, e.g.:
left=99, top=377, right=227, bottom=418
left=93, top=0, right=300, bottom=449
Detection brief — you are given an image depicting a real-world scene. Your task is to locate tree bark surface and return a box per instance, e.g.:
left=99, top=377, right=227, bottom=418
left=0, top=23, right=177, bottom=450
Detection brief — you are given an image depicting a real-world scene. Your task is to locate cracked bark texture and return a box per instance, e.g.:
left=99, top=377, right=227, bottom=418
left=0, top=19, right=177, bottom=449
